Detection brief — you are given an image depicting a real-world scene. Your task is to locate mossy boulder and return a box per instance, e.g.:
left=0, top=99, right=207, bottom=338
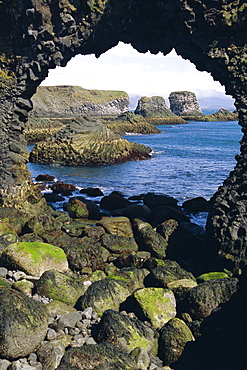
left=138, top=226, right=168, bottom=259
left=26, top=212, right=62, bottom=237
left=0, top=242, right=68, bottom=277
left=166, top=279, right=198, bottom=301
left=186, top=278, right=239, bottom=320
left=145, top=261, right=196, bottom=288
left=66, top=196, right=101, bottom=220
left=97, top=217, right=134, bottom=237
left=101, top=234, right=138, bottom=254
left=158, top=318, right=194, bottom=366
left=12, top=279, right=34, bottom=296
left=76, top=279, right=131, bottom=317
left=57, top=343, right=139, bottom=370
left=36, top=270, right=87, bottom=305
left=97, top=309, right=158, bottom=355
left=0, top=287, right=48, bottom=359
left=106, top=267, right=149, bottom=293
left=133, top=287, right=176, bottom=329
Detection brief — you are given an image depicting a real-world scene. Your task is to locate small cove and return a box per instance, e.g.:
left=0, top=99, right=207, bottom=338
left=27, top=120, right=242, bottom=227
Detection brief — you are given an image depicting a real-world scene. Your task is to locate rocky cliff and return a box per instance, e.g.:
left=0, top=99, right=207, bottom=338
left=169, top=91, right=203, bottom=117
left=32, top=85, right=129, bottom=117
left=134, top=96, right=186, bottom=124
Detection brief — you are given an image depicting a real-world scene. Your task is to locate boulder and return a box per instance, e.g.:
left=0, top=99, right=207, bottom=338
left=106, top=267, right=149, bottom=293
left=143, top=192, right=178, bottom=209
left=57, top=343, right=139, bottom=370
left=79, top=187, right=104, bottom=197
left=0, top=241, right=68, bottom=277
left=185, top=278, right=239, bottom=320
left=182, top=197, right=210, bottom=213
left=158, top=318, right=194, bottom=366
left=46, top=300, right=78, bottom=317
left=123, top=204, right=151, bottom=222
left=37, top=337, right=71, bottom=370
left=145, top=261, right=196, bottom=288
left=0, top=287, right=48, bottom=359
left=35, top=174, right=55, bottom=181
left=100, top=234, right=138, bottom=254
left=133, top=287, right=176, bottom=329
left=166, top=279, right=198, bottom=301
left=64, top=236, right=109, bottom=272
left=36, top=270, right=87, bottom=305
left=26, top=212, right=62, bottom=236
left=97, top=309, right=158, bottom=355
left=166, top=222, right=206, bottom=261
left=76, top=279, right=131, bottom=316
left=156, top=219, right=179, bottom=241
left=44, top=193, right=65, bottom=203
left=66, top=196, right=101, bottom=220
left=51, top=182, right=76, bottom=195
left=149, top=206, right=190, bottom=227
left=100, top=194, right=132, bottom=211
left=97, top=217, right=134, bottom=237
left=138, top=226, right=168, bottom=259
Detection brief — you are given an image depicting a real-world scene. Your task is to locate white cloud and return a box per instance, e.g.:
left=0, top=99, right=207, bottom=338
left=41, top=42, right=233, bottom=107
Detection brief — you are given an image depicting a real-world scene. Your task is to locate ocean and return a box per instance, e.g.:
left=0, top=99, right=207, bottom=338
left=27, top=120, right=242, bottom=226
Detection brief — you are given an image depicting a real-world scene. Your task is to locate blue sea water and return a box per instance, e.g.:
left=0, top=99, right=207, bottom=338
left=27, top=120, right=242, bottom=226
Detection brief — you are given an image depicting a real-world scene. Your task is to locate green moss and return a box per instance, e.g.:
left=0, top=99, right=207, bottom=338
left=13, top=242, right=66, bottom=264
left=87, top=0, right=108, bottom=13
left=197, top=272, right=229, bottom=283
left=128, top=327, right=150, bottom=351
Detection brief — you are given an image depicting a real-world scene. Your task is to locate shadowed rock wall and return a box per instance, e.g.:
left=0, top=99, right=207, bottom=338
left=1, top=0, right=247, bottom=271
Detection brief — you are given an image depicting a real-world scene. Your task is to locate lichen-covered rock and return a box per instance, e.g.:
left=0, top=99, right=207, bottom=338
left=0, top=287, right=48, bottom=359
left=158, top=318, right=194, bottom=366
left=106, top=267, right=149, bottom=293
left=133, top=287, right=177, bottom=329
left=57, top=343, right=139, bottom=370
left=36, top=270, right=87, bottom=305
left=30, top=117, right=151, bottom=166
left=146, top=261, right=196, bottom=288
left=97, top=217, right=134, bottom=237
left=0, top=208, right=27, bottom=235
left=46, top=300, right=78, bottom=318
left=76, top=279, right=131, bottom=317
left=186, top=278, right=239, bottom=320
left=101, top=234, right=138, bottom=254
left=66, top=196, right=101, bottom=220
left=166, top=279, right=198, bottom=301
left=169, top=91, right=203, bottom=117
left=97, top=309, right=158, bottom=355
left=0, top=242, right=68, bottom=277
left=37, top=336, right=71, bottom=370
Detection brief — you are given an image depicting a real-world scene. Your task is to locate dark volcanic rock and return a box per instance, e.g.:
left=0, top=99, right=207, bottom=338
left=35, top=174, right=55, bottom=182
left=100, top=194, right=132, bottom=211
left=143, top=192, right=178, bottom=209
left=57, top=343, right=139, bottom=370
left=182, top=197, right=210, bottom=213
left=149, top=206, right=190, bottom=227
left=0, top=287, right=48, bottom=359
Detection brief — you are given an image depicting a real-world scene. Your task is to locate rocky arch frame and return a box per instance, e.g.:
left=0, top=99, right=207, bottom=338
left=1, top=0, right=247, bottom=273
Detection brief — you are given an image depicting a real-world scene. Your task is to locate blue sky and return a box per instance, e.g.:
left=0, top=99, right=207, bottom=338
left=42, top=42, right=235, bottom=110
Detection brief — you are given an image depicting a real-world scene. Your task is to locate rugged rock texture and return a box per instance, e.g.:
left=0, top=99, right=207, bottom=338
left=1, top=0, right=247, bottom=296
left=169, top=91, right=203, bottom=117
left=30, top=116, right=151, bottom=165
left=204, top=108, right=238, bottom=121
left=134, top=96, right=186, bottom=124
left=32, top=85, right=129, bottom=117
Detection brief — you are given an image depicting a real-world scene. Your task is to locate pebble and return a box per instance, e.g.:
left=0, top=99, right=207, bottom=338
left=0, top=267, right=8, bottom=278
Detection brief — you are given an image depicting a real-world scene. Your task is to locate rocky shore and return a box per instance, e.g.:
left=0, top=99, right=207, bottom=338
left=0, top=183, right=241, bottom=369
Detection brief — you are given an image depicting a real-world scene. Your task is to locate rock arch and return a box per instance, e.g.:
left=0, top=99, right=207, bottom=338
left=1, top=0, right=247, bottom=272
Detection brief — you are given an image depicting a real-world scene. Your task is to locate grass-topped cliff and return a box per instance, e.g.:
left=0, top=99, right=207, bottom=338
left=32, top=85, right=129, bottom=117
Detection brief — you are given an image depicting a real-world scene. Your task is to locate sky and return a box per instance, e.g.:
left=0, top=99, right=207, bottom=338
left=41, top=42, right=235, bottom=110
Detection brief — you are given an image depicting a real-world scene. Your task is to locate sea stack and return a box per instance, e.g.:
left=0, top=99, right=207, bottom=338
left=169, top=91, right=203, bottom=117
left=134, top=96, right=186, bottom=124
